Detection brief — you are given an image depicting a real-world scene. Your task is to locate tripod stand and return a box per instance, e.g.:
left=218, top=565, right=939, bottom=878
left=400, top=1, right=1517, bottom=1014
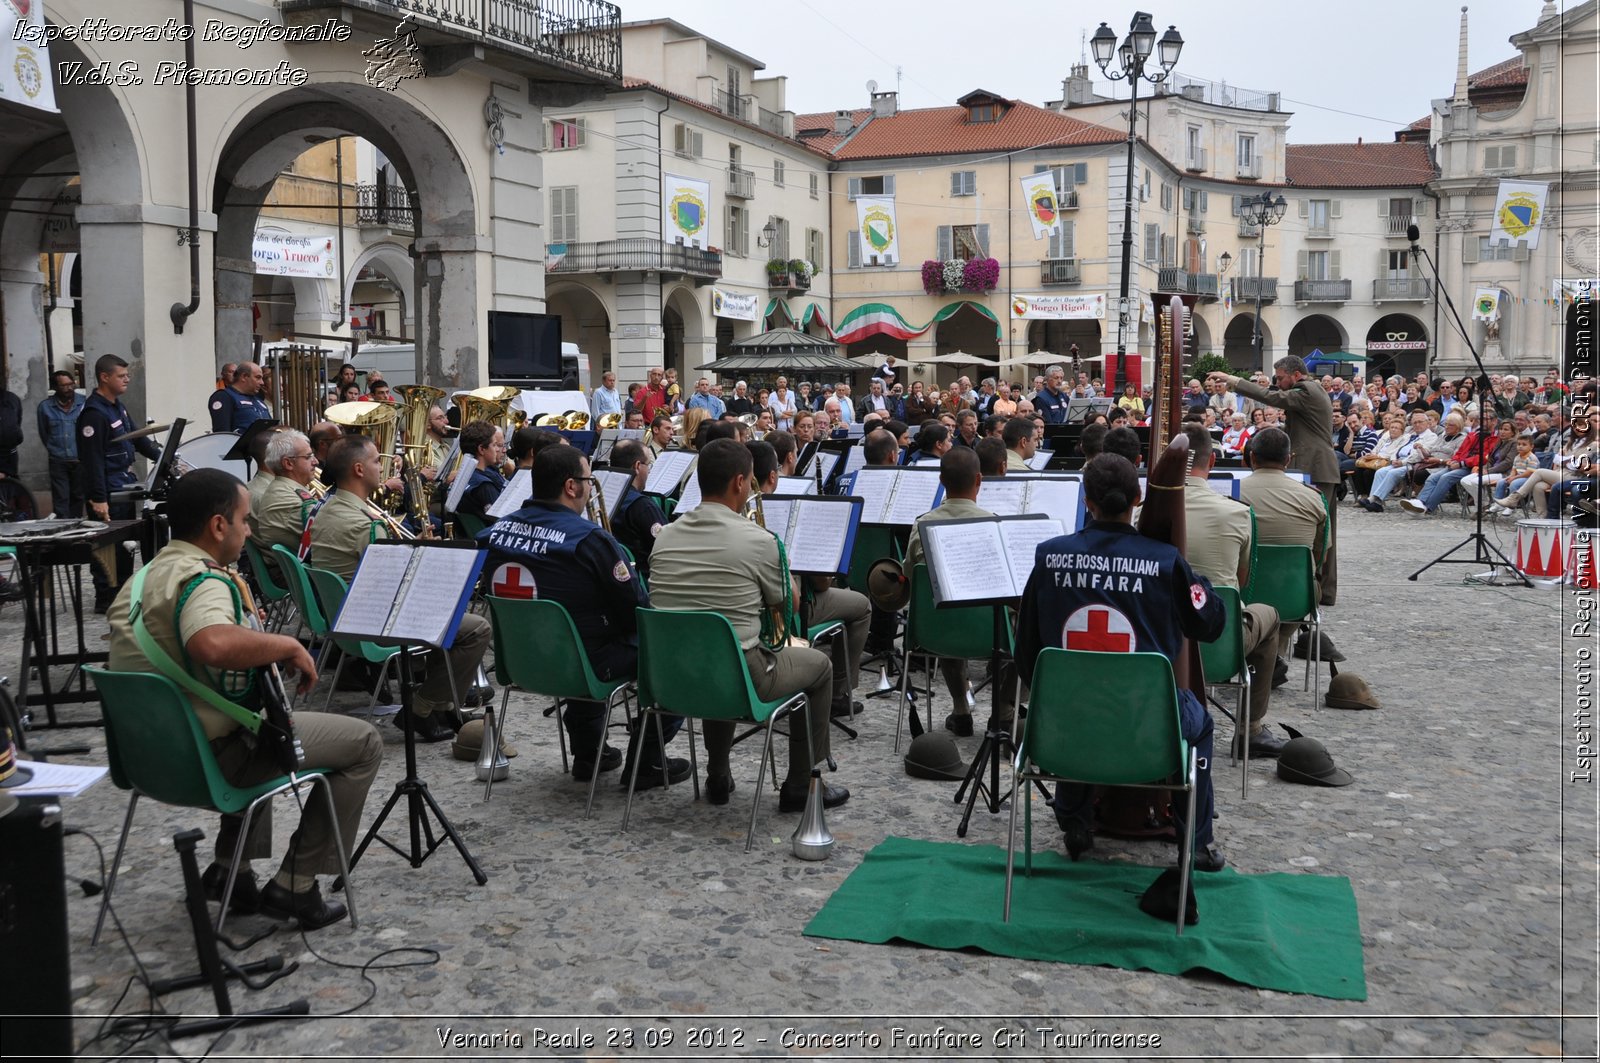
left=1405, top=225, right=1529, bottom=586
left=954, top=604, right=1048, bottom=837
left=349, top=648, right=487, bottom=884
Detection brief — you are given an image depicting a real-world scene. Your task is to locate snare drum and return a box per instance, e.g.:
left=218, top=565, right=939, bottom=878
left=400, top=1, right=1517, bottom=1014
left=173, top=431, right=250, bottom=483
left=1569, top=528, right=1598, bottom=590
left=1515, top=518, right=1576, bottom=580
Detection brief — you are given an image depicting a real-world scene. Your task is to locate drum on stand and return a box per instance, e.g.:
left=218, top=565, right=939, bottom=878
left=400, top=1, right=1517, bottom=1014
left=1515, top=518, right=1575, bottom=584
left=171, top=432, right=250, bottom=484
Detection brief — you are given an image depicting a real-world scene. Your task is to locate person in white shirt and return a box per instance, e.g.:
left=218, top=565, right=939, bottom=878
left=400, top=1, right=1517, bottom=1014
left=591, top=371, right=622, bottom=418
left=834, top=383, right=856, bottom=425
left=767, top=376, right=798, bottom=431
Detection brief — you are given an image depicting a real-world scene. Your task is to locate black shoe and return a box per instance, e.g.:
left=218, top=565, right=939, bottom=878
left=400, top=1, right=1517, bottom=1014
left=778, top=780, right=850, bottom=813
left=394, top=711, right=454, bottom=743
left=0, top=580, right=22, bottom=604
left=463, top=684, right=497, bottom=708
left=1062, top=817, right=1094, bottom=861
left=1233, top=726, right=1288, bottom=759
left=1293, top=629, right=1346, bottom=662
left=944, top=712, right=974, bottom=737
left=705, top=772, right=735, bottom=806
left=831, top=699, right=862, bottom=719
left=200, top=863, right=260, bottom=914
left=258, top=880, right=347, bottom=931
left=1190, top=844, right=1226, bottom=873
left=573, top=744, right=622, bottom=781
left=1361, top=498, right=1384, bottom=513
left=624, top=756, right=691, bottom=791
left=1271, top=658, right=1289, bottom=690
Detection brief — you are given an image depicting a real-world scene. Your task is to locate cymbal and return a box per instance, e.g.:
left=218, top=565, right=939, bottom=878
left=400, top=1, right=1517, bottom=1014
left=110, top=422, right=170, bottom=443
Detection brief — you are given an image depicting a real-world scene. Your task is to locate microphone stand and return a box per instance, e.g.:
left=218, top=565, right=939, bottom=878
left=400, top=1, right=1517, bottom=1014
left=1406, top=227, right=1530, bottom=586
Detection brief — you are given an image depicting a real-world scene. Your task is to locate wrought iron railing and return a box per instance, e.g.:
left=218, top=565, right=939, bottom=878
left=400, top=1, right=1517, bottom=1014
left=727, top=166, right=755, bottom=199
left=355, top=182, right=413, bottom=232
left=548, top=238, right=722, bottom=278
left=1231, top=276, right=1279, bottom=303
left=1294, top=279, right=1352, bottom=302
left=1373, top=277, right=1431, bottom=301
left=1157, top=267, right=1189, bottom=292
left=1039, top=259, right=1081, bottom=285
left=718, top=88, right=750, bottom=121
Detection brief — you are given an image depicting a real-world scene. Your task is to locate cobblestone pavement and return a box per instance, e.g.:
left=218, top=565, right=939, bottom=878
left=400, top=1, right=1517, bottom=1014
left=15, top=503, right=1596, bottom=1060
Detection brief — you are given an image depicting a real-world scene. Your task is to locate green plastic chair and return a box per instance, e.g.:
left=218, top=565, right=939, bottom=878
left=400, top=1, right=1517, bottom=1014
left=894, top=564, right=1012, bottom=752
left=845, top=524, right=900, bottom=596
left=485, top=595, right=645, bottom=813
left=455, top=512, right=489, bottom=538
left=305, top=566, right=429, bottom=715
left=1197, top=586, right=1251, bottom=798
left=243, top=539, right=293, bottom=633
left=1005, top=648, right=1196, bottom=935
left=631, top=608, right=810, bottom=852
left=1245, top=543, right=1323, bottom=694
left=85, top=667, right=356, bottom=944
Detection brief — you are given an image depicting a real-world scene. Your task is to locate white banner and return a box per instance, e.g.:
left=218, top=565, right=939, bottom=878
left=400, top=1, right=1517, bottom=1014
left=855, top=196, right=899, bottom=265
left=253, top=228, right=338, bottom=278
left=1010, top=293, right=1105, bottom=320
left=1018, top=172, right=1061, bottom=240
left=662, top=173, right=711, bottom=250
left=1490, top=179, right=1549, bottom=249
left=1471, top=287, right=1501, bottom=322
left=0, top=0, right=58, bottom=112
left=711, top=287, right=760, bottom=322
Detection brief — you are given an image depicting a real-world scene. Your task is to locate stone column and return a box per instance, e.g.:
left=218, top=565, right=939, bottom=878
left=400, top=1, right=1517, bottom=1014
left=413, top=239, right=485, bottom=390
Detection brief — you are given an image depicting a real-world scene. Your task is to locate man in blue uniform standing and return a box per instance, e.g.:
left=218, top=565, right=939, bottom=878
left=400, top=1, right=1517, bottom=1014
left=1015, top=453, right=1227, bottom=871
left=1033, top=364, right=1071, bottom=425
left=79, top=354, right=163, bottom=612
left=478, top=445, right=688, bottom=787
left=208, top=362, right=273, bottom=433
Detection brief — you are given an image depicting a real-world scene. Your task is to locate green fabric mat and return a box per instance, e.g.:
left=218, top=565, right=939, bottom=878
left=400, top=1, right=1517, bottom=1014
left=804, top=835, right=1366, bottom=1001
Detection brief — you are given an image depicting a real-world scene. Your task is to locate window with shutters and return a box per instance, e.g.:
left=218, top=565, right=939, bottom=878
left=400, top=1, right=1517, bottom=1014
left=673, top=123, right=704, bottom=158
left=809, top=172, right=819, bottom=199
left=848, top=231, right=893, bottom=268
left=1144, top=223, right=1159, bottom=261
left=1237, top=133, right=1256, bottom=168
left=807, top=228, right=824, bottom=270
left=1477, top=237, right=1514, bottom=262
left=548, top=118, right=584, bottom=151
left=1484, top=145, right=1518, bottom=170
left=950, top=170, right=976, bottom=196
left=1034, top=162, right=1089, bottom=192
left=1159, top=234, right=1176, bottom=267
left=847, top=174, right=894, bottom=199
left=725, top=205, right=749, bottom=257
left=1385, top=250, right=1410, bottom=279
left=773, top=160, right=785, bottom=187
left=768, top=216, right=790, bottom=260
left=1307, top=199, right=1330, bottom=234
left=1184, top=237, right=1203, bottom=273
left=1237, top=246, right=1259, bottom=277
left=1160, top=183, right=1172, bottom=211
left=939, top=224, right=988, bottom=260
left=1305, top=250, right=1331, bottom=280
left=1046, top=220, right=1075, bottom=260
left=549, top=187, right=578, bottom=244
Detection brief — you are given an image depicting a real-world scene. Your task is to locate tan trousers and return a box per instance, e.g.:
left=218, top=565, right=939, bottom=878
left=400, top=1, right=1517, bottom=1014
left=1240, top=602, right=1279, bottom=733
left=417, top=611, right=492, bottom=711
left=808, top=585, right=870, bottom=702
left=701, top=642, right=832, bottom=790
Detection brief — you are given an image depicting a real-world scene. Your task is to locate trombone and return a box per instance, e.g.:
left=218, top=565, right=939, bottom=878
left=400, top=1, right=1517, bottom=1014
left=585, top=474, right=611, bottom=533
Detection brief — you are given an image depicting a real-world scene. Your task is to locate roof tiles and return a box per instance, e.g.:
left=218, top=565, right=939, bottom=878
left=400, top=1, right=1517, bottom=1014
left=1285, top=142, right=1436, bottom=188
left=798, top=99, right=1122, bottom=160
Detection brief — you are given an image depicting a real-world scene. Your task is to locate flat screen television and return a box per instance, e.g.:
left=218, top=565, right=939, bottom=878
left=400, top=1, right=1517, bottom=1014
left=487, top=310, right=562, bottom=383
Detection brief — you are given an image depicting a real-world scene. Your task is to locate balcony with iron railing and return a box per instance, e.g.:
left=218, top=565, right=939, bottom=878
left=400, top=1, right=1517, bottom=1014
left=727, top=165, right=755, bottom=199
left=1231, top=276, right=1279, bottom=303
left=1188, top=273, right=1220, bottom=300
left=1386, top=215, right=1415, bottom=236
left=1157, top=267, right=1189, bottom=292
left=1040, top=258, right=1081, bottom=285
left=718, top=88, right=751, bottom=121
left=1238, top=219, right=1261, bottom=238
left=355, top=182, right=414, bottom=233
left=1057, top=189, right=1079, bottom=210
left=1236, top=155, right=1262, bottom=180
left=1186, top=216, right=1205, bottom=235
left=1294, top=279, right=1352, bottom=303
left=279, top=0, right=623, bottom=83
left=1373, top=277, right=1431, bottom=302
left=1184, top=146, right=1207, bottom=172
left=547, top=238, right=722, bottom=281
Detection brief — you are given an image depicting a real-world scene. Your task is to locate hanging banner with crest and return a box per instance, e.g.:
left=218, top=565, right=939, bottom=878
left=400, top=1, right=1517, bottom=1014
left=1490, top=180, right=1549, bottom=250
left=1018, top=172, right=1061, bottom=240
left=854, top=196, right=899, bottom=265
left=661, top=173, right=711, bottom=250
left=0, top=0, right=59, bottom=112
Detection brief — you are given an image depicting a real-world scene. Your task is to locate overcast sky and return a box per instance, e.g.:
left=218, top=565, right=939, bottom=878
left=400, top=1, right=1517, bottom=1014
left=617, top=0, right=1565, bottom=144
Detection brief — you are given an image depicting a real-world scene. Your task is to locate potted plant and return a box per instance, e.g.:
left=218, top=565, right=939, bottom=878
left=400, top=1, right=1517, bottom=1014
left=962, top=257, right=1000, bottom=293
left=766, top=258, right=791, bottom=285
left=788, top=258, right=814, bottom=287
left=942, top=258, right=966, bottom=292
left=921, top=260, right=943, bottom=295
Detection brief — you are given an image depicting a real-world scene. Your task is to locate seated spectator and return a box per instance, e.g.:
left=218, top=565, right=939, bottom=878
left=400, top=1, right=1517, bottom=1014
left=1220, top=413, right=1252, bottom=457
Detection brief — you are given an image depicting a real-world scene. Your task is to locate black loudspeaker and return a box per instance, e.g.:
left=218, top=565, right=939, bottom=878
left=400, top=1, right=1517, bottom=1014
left=0, top=797, right=74, bottom=1057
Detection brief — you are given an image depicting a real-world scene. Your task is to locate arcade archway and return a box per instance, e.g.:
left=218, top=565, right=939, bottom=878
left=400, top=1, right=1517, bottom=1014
left=1287, top=314, right=1347, bottom=365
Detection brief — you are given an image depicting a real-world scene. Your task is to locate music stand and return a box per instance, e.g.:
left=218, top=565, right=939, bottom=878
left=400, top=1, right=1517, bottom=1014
left=918, top=515, right=1065, bottom=837
left=334, top=541, right=489, bottom=885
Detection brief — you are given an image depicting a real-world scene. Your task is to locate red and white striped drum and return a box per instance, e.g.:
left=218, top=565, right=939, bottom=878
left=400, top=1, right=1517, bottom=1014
left=1569, top=527, right=1598, bottom=590
left=1516, top=518, right=1576, bottom=580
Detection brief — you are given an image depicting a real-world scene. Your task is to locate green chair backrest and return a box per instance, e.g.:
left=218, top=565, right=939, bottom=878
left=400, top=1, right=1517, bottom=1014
left=270, top=545, right=328, bottom=637
left=906, top=564, right=1008, bottom=661
left=86, top=667, right=265, bottom=814
left=1024, top=648, right=1183, bottom=786
left=1198, top=585, right=1246, bottom=684
left=845, top=523, right=901, bottom=595
left=306, top=567, right=399, bottom=666
left=636, top=608, right=780, bottom=723
left=456, top=512, right=488, bottom=538
left=244, top=539, right=290, bottom=603
left=486, top=595, right=613, bottom=701
left=1246, top=544, right=1316, bottom=624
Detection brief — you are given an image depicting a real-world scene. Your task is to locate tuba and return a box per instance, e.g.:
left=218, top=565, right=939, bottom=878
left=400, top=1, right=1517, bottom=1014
left=452, top=389, right=513, bottom=435
left=596, top=412, right=623, bottom=430
left=324, top=400, right=399, bottom=481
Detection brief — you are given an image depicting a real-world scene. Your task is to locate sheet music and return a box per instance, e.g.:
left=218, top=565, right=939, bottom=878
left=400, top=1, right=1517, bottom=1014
left=7, top=759, right=107, bottom=798
left=486, top=469, right=533, bottom=519
left=1207, top=477, right=1236, bottom=498
left=848, top=468, right=897, bottom=523
left=645, top=450, right=696, bottom=496
left=757, top=497, right=794, bottom=542
left=674, top=472, right=703, bottom=515
left=842, top=446, right=869, bottom=477
left=923, top=521, right=1009, bottom=602
left=1026, top=478, right=1082, bottom=528
left=1026, top=450, right=1053, bottom=471
left=386, top=546, right=484, bottom=646
left=777, top=475, right=816, bottom=496
left=911, top=455, right=942, bottom=467
left=976, top=479, right=1029, bottom=517
left=594, top=470, right=633, bottom=523
left=444, top=460, right=475, bottom=512
left=998, top=518, right=1066, bottom=592
left=884, top=471, right=943, bottom=525
left=335, top=544, right=413, bottom=638
left=804, top=450, right=840, bottom=483
left=786, top=498, right=857, bottom=574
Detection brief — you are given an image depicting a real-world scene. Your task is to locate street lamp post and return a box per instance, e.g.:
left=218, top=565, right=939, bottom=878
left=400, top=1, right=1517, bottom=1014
left=1091, top=12, right=1183, bottom=395
left=1239, top=191, right=1287, bottom=371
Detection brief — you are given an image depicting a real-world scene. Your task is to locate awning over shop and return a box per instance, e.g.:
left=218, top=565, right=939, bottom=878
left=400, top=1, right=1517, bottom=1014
left=1304, top=348, right=1368, bottom=370
left=826, top=300, right=1002, bottom=345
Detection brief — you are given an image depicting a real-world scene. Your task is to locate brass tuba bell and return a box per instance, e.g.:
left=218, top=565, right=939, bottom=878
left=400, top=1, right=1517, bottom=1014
left=534, top=412, right=570, bottom=429
left=596, top=412, right=623, bottom=430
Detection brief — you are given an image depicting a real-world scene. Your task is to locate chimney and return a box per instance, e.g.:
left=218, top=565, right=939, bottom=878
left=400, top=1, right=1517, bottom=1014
left=1452, top=6, right=1470, bottom=106
left=834, top=109, right=853, bottom=135
left=871, top=90, right=898, bottom=117
left=1064, top=63, right=1095, bottom=106
left=1357, top=136, right=1363, bottom=147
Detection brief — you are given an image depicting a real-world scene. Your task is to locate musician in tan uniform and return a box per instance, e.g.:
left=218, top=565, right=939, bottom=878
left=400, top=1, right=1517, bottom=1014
left=904, top=447, right=1017, bottom=736
left=1239, top=427, right=1328, bottom=661
left=107, top=468, right=381, bottom=930
left=309, top=435, right=492, bottom=742
left=245, top=423, right=280, bottom=510
left=648, top=439, right=848, bottom=813
left=250, top=429, right=319, bottom=556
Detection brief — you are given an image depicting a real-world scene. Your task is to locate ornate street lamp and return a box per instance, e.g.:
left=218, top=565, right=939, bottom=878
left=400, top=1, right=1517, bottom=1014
left=1091, top=13, right=1183, bottom=393
left=1239, top=191, right=1287, bottom=368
